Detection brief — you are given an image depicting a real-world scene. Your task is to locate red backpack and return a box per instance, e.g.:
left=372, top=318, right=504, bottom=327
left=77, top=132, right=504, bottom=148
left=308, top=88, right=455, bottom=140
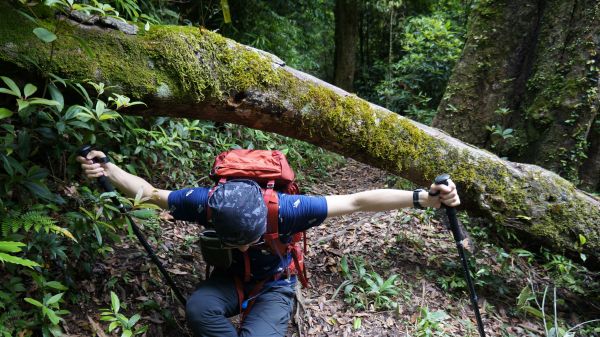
left=207, top=149, right=309, bottom=288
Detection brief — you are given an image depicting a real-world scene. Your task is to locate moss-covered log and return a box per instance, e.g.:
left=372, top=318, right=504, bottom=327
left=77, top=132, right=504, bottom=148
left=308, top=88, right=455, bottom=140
left=433, top=0, right=600, bottom=189
left=0, top=2, right=599, bottom=266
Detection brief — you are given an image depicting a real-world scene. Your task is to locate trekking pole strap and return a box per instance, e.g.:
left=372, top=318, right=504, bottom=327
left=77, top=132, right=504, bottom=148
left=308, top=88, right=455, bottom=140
left=78, top=145, right=187, bottom=307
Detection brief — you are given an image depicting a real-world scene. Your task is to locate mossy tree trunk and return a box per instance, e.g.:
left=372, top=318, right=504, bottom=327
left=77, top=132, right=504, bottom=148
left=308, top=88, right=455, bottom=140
left=0, top=2, right=599, bottom=266
left=433, top=0, right=600, bottom=190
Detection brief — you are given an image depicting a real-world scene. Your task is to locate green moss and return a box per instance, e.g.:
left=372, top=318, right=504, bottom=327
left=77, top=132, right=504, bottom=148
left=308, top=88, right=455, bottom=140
left=142, top=26, right=283, bottom=101
left=0, top=2, right=284, bottom=103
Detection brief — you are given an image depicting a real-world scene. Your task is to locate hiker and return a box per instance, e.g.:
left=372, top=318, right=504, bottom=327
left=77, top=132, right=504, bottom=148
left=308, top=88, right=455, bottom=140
left=77, top=150, right=460, bottom=337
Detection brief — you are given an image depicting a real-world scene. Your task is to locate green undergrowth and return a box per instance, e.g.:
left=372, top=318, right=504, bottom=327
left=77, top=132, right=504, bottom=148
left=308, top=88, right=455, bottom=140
left=334, top=209, right=600, bottom=336
left=321, top=179, right=596, bottom=333
left=0, top=68, right=341, bottom=336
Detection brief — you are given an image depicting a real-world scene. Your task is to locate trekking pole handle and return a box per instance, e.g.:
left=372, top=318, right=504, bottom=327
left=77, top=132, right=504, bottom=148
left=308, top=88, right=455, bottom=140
left=433, top=173, right=486, bottom=337
left=432, top=173, right=463, bottom=240
left=78, top=145, right=115, bottom=193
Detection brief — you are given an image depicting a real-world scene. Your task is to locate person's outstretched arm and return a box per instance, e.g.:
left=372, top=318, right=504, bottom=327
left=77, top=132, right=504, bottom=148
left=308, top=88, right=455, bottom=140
left=76, top=150, right=171, bottom=209
left=324, top=180, right=460, bottom=218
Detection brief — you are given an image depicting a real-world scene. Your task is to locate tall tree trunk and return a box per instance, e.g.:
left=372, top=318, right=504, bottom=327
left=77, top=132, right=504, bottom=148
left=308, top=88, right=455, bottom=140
left=0, top=2, right=599, bottom=266
left=433, top=0, right=600, bottom=189
left=334, top=0, right=359, bottom=92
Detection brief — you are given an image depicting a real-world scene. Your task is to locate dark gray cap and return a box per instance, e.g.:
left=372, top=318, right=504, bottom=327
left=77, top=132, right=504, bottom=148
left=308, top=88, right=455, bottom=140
left=208, top=179, right=267, bottom=245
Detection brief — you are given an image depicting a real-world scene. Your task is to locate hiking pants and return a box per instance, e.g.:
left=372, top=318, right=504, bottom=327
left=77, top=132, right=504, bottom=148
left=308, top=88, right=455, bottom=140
left=186, top=273, right=296, bottom=337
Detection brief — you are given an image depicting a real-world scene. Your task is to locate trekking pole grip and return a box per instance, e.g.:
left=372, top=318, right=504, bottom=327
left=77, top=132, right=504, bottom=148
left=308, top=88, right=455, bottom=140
left=78, top=145, right=115, bottom=193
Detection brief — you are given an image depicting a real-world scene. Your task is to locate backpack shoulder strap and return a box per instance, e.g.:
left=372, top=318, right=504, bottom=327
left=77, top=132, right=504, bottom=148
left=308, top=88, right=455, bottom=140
left=262, top=180, right=288, bottom=255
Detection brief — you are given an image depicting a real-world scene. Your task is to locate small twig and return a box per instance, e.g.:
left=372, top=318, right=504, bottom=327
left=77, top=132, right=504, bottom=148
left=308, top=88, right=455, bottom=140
left=294, top=286, right=307, bottom=337
left=553, top=286, right=558, bottom=336
left=566, top=319, right=600, bottom=334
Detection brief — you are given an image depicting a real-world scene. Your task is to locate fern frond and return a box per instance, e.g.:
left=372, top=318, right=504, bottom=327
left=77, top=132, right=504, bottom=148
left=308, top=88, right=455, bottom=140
left=0, top=218, right=10, bottom=237
left=0, top=211, right=75, bottom=241
left=48, top=225, right=77, bottom=242
left=0, top=241, right=25, bottom=253
left=0, top=252, right=40, bottom=269
left=21, top=211, right=55, bottom=232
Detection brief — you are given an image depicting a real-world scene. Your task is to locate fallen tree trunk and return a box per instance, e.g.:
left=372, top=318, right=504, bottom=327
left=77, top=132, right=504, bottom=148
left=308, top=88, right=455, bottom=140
left=0, top=2, right=599, bottom=265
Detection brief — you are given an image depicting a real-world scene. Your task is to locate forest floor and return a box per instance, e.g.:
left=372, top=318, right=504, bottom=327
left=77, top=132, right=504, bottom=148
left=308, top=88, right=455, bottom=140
left=64, top=159, right=600, bottom=337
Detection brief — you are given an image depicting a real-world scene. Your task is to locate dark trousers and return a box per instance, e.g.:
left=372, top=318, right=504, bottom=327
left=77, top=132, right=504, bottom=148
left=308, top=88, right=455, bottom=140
left=186, top=273, right=296, bottom=337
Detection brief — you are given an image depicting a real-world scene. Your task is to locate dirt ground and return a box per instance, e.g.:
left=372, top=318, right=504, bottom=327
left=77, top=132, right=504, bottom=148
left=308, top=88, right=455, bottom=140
left=63, top=159, right=600, bottom=337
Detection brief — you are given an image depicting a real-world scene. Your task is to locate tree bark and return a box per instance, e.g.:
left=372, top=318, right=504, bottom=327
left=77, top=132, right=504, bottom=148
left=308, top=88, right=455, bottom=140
left=334, top=0, right=359, bottom=92
left=433, top=0, right=600, bottom=189
left=0, top=2, right=599, bottom=266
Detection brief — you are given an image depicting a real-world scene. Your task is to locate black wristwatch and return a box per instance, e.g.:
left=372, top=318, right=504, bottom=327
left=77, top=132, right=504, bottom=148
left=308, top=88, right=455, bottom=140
left=413, top=188, right=425, bottom=209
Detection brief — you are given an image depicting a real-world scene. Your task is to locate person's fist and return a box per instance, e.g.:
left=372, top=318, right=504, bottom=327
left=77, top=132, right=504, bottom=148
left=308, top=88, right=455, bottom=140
left=76, top=150, right=108, bottom=179
left=428, top=179, right=460, bottom=208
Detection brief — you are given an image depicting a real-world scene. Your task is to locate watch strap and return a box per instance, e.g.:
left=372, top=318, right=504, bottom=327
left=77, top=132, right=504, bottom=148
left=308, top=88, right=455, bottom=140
left=413, top=189, right=424, bottom=209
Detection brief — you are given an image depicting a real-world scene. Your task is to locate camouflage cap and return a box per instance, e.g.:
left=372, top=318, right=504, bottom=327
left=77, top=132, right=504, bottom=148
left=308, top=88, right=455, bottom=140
left=208, top=179, right=267, bottom=246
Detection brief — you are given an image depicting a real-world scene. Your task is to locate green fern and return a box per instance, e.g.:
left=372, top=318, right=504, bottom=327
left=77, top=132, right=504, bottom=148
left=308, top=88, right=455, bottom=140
left=0, top=211, right=75, bottom=241
left=0, top=241, right=39, bottom=268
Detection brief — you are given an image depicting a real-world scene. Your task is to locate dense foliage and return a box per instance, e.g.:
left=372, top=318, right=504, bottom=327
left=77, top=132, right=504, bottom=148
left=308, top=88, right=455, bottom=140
left=1, top=0, right=598, bottom=336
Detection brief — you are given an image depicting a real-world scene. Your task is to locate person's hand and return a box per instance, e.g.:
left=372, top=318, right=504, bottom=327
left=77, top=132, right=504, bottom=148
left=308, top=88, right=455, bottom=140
left=76, top=150, right=109, bottom=179
left=427, top=179, right=460, bottom=208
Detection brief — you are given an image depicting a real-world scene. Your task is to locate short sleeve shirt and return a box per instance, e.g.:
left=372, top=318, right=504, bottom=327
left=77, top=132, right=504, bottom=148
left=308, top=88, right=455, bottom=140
left=168, top=187, right=328, bottom=280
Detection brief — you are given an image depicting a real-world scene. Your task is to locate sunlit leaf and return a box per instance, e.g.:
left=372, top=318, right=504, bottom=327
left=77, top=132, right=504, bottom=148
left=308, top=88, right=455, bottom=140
left=33, top=27, right=57, bottom=43
left=23, top=83, right=37, bottom=97
left=110, top=291, right=120, bottom=313
left=1, top=76, right=21, bottom=97
left=25, top=297, right=43, bottom=307
left=46, top=293, right=64, bottom=305
left=0, top=108, right=13, bottom=120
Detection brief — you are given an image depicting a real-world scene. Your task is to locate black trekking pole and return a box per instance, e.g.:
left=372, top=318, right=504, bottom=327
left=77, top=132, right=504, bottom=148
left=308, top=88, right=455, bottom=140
left=433, top=174, right=485, bottom=337
left=78, top=145, right=187, bottom=307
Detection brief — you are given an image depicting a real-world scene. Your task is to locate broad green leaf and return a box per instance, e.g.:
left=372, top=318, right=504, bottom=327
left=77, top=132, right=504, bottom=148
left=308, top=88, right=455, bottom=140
left=128, top=314, right=141, bottom=327
left=0, top=241, right=25, bottom=253
left=0, top=253, right=39, bottom=268
left=99, top=111, right=121, bottom=121
left=110, top=291, right=120, bottom=313
left=48, top=83, right=64, bottom=112
left=45, top=281, right=68, bottom=291
left=43, top=306, right=60, bottom=325
left=48, top=324, right=63, bottom=337
left=353, top=317, right=361, bottom=330
left=130, top=209, right=155, bottom=220
left=0, top=76, right=21, bottom=97
left=25, top=297, right=43, bottom=307
left=95, top=100, right=105, bottom=118
left=17, top=99, right=30, bottom=111
left=28, top=98, right=61, bottom=107
left=579, top=234, right=587, bottom=246
left=23, top=84, right=37, bottom=98
left=109, top=321, right=119, bottom=332
left=0, top=108, right=15, bottom=120
left=46, top=293, right=64, bottom=305
left=33, top=27, right=57, bottom=43
left=0, top=88, right=19, bottom=97
left=122, top=329, right=133, bottom=337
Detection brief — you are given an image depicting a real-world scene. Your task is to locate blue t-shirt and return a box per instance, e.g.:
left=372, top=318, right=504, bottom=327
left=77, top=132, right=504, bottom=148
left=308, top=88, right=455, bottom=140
left=168, top=187, right=328, bottom=281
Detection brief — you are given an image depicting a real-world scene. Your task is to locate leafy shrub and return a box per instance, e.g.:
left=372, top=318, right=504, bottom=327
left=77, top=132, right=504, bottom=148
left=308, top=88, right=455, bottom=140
left=375, top=15, right=463, bottom=123
left=333, top=255, right=406, bottom=311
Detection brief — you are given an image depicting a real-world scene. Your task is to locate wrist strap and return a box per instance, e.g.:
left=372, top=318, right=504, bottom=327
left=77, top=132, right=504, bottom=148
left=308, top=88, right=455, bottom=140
left=413, top=189, right=424, bottom=209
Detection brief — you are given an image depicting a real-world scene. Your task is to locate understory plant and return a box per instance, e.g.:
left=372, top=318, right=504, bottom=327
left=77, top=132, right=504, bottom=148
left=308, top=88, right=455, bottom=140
left=333, top=255, right=404, bottom=311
